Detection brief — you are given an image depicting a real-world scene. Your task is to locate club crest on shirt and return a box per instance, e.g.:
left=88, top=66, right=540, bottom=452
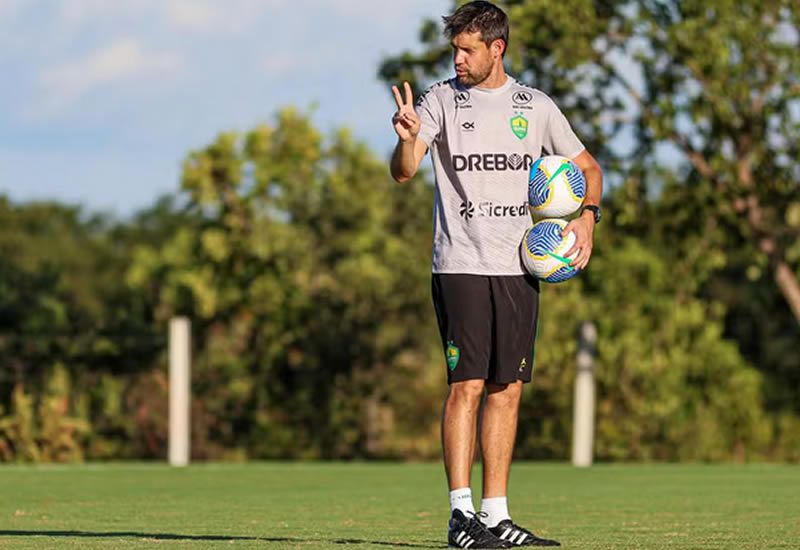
left=510, top=114, right=528, bottom=139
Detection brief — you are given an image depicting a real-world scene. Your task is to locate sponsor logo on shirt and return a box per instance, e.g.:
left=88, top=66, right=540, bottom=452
left=513, top=91, right=533, bottom=105
left=512, top=90, right=534, bottom=110
left=452, top=152, right=536, bottom=172
left=454, top=91, right=472, bottom=109
left=459, top=200, right=529, bottom=219
left=461, top=121, right=476, bottom=132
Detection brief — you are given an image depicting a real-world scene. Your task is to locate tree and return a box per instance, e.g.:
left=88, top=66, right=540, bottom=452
left=382, top=0, right=800, bottom=321
left=126, top=109, right=441, bottom=459
left=380, top=0, right=800, bottom=438
left=0, top=198, right=171, bottom=460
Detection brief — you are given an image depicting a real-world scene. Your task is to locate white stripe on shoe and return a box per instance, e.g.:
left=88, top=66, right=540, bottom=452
left=456, top=531, right=466, bottom=544
left=500, top=528, right=512, bottom=540
left=464, top=537, right=474, bottom=548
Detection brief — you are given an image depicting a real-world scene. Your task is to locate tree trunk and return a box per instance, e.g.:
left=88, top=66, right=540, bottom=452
left=734, top=156, right=800, bottom=326
left=772, top=260, right=800, bottom=325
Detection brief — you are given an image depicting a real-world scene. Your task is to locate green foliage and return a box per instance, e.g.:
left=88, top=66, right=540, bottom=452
left=0, top=365, right=89, bottom=462
left=381, top=0, right=799, bottom=459
left=1, top=100, right=795, bottom=461
left=127, top=109, right=440, bottom=459
left=518, top=217, right=770, bottom=461
left=0, top=198, right=180, bottom=461
left=1, top=0, right=798, bottom=461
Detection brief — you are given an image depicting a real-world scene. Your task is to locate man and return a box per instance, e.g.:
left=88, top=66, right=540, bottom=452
left=390, top=1, right=602, bottom=548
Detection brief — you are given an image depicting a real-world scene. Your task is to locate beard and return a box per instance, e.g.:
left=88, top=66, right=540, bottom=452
left=456, top=62, right=493, bottom=87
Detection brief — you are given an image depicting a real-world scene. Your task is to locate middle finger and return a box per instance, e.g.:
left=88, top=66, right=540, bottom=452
left=404, top=81, right=414, bottom=106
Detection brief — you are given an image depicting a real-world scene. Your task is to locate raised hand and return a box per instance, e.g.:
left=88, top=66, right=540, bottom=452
left=391, top=81, right=421, bottom=142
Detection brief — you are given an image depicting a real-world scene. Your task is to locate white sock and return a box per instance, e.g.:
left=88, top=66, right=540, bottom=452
left=480, top=496, right=510, bottom=528
left=449, top=488, right=476, bottom=517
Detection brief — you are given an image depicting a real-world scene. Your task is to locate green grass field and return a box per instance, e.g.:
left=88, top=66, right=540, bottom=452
left=0, top=463, right=797, bottom=549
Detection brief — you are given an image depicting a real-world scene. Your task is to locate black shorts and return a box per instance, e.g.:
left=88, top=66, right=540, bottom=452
left=432, top=273, right=540, bottom=385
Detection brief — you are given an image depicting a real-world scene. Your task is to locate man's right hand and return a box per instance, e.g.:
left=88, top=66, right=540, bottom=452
left=392, top=81, right=420, bottom=142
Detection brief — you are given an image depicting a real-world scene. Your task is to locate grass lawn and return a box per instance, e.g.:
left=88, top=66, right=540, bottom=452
left=0, top=462, right=797, bottom=549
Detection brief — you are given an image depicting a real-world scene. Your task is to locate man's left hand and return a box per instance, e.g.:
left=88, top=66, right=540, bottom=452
left=562, top=210, right=595, bottom=271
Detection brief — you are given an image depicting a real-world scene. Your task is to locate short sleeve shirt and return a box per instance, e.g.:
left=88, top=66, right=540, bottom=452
left=415, top=76, right=585, bottom=275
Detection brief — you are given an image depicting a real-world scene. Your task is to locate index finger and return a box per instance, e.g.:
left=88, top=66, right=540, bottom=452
left=391, top=85, right=404, bottom=109
left=403, top=81, right=414, bottom=107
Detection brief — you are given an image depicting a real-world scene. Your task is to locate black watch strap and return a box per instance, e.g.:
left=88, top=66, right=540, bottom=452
left=582, top=205, right=601, bottom=224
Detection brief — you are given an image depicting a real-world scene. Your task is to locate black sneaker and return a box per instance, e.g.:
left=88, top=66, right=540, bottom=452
left=448, top=510, right=513, bottom=549
left=488, top=519, right=561, bottom=547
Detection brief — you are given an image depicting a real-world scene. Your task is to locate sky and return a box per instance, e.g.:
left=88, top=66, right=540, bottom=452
left=0, top=0, right=452, bottom=217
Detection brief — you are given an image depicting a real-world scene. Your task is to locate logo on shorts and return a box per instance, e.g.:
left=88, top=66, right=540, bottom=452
left=519, top=357, right=527, bottom=372
left=510, top=114, right=528, bottom=139
left=446, top=342, right=461, bottom=371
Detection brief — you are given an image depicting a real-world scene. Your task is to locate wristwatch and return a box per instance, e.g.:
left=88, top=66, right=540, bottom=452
left=582, top=204, right=601, bottom=224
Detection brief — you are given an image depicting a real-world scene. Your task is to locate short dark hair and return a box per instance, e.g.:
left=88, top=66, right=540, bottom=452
left=443, top=1, right=509, bottom=56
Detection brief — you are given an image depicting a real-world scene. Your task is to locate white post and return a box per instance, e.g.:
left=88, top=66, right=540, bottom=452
left=572, top=321, right=597, bottom=468
left=169, top=317, right=191, bottom=467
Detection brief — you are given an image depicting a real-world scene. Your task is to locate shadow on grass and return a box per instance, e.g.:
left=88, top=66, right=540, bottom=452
left=0, top=530, right=447, bottom=548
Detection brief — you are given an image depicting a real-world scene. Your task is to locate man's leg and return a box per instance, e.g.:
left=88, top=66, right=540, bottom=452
left=445, top=378, right=521, bottom=548
left=442, top=379, right=486, bottom=491
left=432, top=274, right=492, bottom=494
left=434, top=275, right=516, bottom=547
left=480, top=381, right=523, bottom=498
left=474, top=277, right=560, bottom=545
left=481, top=276, right=536, bottom=500
left=479, top=379, right=561, bottom=547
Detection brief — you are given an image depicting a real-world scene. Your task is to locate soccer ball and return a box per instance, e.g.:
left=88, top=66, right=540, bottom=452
left=528, top=155, right=586, bottom=218
left=520, top=219, right=580, bottom=283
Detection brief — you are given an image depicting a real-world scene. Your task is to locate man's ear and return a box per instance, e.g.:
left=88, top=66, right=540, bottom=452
left=492, top=39, right=506, bottom=59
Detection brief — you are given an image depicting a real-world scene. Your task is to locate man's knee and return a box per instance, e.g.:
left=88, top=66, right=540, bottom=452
left=485, top=381, right=523, bottom=407
left=447, top=379, right=486, bottom=406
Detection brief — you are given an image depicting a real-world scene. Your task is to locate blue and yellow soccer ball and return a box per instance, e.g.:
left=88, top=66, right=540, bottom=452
left=528, top=155, right=586, bottom=218
left=520, top=219, right=580, bottom=283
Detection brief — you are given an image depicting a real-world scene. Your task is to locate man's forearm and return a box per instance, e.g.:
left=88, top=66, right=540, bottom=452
left=582, top=164, right=603, bottom=207
left=391, top=138, right=419, bottom=183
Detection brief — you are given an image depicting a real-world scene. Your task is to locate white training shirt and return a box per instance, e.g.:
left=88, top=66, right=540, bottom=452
left=415, top=76, right=585, bottom=275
